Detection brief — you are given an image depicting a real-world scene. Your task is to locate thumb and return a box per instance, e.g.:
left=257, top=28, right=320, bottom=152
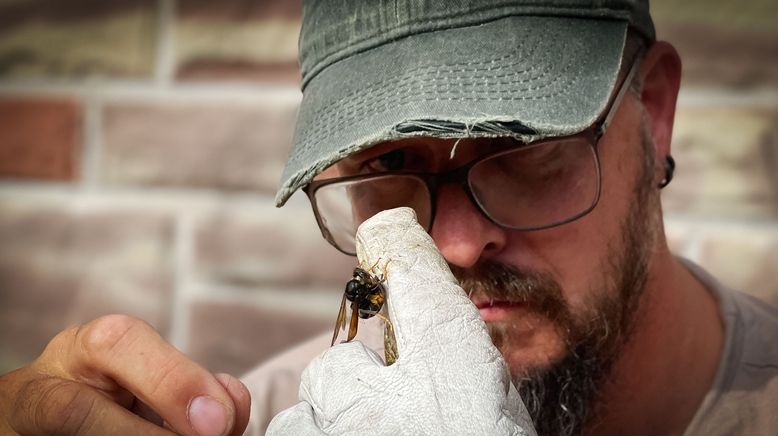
left=355, top=207, right=494, bottom=363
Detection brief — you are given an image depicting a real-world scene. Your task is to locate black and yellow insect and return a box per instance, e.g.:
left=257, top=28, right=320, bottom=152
left=331, top=265, right=386, bottom=346
left=332, top=260, right=398, bottom=364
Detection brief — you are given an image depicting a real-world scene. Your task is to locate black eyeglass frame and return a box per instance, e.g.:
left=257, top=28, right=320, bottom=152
left=303, top=51, right=643, bottom=256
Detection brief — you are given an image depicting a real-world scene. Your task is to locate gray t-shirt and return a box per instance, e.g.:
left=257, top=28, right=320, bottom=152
left=682, top=260, right=778, bottom=436
left=242, top=261, right=778, bottom=435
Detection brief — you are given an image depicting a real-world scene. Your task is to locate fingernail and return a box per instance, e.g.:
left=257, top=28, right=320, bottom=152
left=188, top=396, right=229, bottom=436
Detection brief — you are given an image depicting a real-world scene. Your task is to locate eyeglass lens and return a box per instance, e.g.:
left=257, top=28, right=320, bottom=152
left=312, top=137, right=598, bottom=254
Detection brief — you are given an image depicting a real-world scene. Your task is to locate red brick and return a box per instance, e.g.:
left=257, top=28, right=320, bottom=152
left=0, top=195, right=175, bottom=373
left=194, top=194, right=354, bottom=289
left=187, top=300, right=329, bottom=376
left=0, top=98, right=82, bottom=181
left=100, top=101, right=297, bottom=192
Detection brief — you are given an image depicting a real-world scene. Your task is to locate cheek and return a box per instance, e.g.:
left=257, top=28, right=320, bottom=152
left=493, top=227, right=604, bottom=316
left=492, top=116, right=645, bottom=313
left=494, top=162, right=636, bottom=312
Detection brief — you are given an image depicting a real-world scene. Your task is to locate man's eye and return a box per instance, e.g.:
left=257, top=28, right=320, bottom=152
left=366, top=149, right=406, bottom=172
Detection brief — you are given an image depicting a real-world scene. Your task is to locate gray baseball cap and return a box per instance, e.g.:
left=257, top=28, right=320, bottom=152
left=276, top=0, right=655, bottom=206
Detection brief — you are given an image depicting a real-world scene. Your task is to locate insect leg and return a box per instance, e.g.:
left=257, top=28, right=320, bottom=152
left=366, top=257, right=381, bottom=274
left=380, top=258, right=392, bottom=282
left=373, top=312, right=398, bottom=365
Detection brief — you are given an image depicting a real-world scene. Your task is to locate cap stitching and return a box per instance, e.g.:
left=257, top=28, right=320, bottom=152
left=296, top=60, right=579, bottom=176
left=302, top=2, right=642, bottom=85
left=300, top=25, right=539, bottom=137
left=299, top=29, right=576, bottom=147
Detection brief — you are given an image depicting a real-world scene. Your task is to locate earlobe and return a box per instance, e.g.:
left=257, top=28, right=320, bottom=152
left=658, top=155, right=675, bottom=189
left=638, top=41, right=683, bottom=161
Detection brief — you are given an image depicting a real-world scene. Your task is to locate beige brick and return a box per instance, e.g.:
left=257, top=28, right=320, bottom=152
left=0, top=264, right=81, bottom=371
left=0, top=97, right=82, bottom=181
left=176, top=61, right=300, bottom=83
left=0, top=1, right=156, bottom=79
left=175, top=0, right=301, bottom=83
left=194, top=194, right=354, bottom=289
left=656, top=23, right=778, bottom=90
left=101, top=101, right=297, bottom=192
left=652, top=0, right=777, bottom=34
left=652, top=0, right=778, bottom=89
left=664, top=219, right=696, bottom=258
left=662, top=106, right=778, bottom=219
left=0, top=194, right=175, bottom=373
left=187, top=300, right=329, bottom=375
left=177, top=0, right=301, bottom=20
left=696, top=226, right=778, bottom=306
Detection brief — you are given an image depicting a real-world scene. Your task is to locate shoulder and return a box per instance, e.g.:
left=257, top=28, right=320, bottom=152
left=705, top=266, right=778, bottom=394
left=685, top=261, right=778, bottom=435
left=727, top=289, right=778, bottom=365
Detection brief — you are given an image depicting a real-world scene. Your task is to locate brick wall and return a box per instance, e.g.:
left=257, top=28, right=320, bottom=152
left=0, top=0, right=776, bottom=376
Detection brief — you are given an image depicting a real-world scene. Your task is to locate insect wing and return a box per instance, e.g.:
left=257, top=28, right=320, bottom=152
left=347, top=299, right=360, bottom=342
left=331, top=292, right=348, bottom=346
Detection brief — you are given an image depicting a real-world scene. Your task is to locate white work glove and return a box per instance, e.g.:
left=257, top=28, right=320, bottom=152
left=267, top=207, right=537, bottom=435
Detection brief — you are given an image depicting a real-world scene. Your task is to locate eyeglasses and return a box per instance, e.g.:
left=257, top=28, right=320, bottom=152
left=304, top=53, right=642, bottom=256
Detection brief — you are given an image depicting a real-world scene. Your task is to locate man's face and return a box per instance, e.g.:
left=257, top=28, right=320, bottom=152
left=446, top=104, right=661, bottom=434
left=438, top=100, right=660, bottom=377
left=323, top=88, right=662, bottom=433
left=442, top=98, right=661, bottom=435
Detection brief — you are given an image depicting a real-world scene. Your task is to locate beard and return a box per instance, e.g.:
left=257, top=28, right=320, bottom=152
left=451, top=132, right=659, bottom=436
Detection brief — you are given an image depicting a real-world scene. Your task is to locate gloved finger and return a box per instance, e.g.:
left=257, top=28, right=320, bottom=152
left=299, top=341, right=387, bottom=410
left=265, top=402, right=326, bottom=436
left=355, top=207, right=496, bottom=363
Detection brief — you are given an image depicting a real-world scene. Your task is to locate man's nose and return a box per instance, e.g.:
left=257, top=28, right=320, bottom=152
left=429, top=183, right=508, bottom=268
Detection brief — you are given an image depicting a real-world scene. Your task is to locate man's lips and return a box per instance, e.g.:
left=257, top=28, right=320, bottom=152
left=473, top=298, right=526, bottom=322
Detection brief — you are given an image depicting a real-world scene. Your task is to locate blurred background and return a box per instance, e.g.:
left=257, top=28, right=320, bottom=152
left=0, top=0, right=776, bottom=377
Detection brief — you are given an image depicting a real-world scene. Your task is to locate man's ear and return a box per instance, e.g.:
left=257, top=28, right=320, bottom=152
left=638, top=41, right=682, bottom=162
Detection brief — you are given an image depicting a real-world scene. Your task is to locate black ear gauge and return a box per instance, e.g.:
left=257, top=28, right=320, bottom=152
left=658, top=155, right=675, bottom=189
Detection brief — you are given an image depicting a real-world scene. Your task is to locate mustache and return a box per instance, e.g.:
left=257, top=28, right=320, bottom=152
left=450, top=261, right=575, bottom=335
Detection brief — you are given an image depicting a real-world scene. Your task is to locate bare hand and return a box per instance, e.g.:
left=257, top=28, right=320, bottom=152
left=0, top=315, right=250, bottom=436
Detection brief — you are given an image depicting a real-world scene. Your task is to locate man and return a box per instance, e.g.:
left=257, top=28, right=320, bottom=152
left=256, top=0, right=778, bottom=435
left=0, top=1, right=775, bottom=436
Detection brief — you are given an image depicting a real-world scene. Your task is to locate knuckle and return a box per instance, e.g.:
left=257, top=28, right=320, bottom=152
left=41, top=325, right=81, bottom=357
left=19, top=378, right=98, bottom=435
left=78, top=314, right=149, bottom=355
